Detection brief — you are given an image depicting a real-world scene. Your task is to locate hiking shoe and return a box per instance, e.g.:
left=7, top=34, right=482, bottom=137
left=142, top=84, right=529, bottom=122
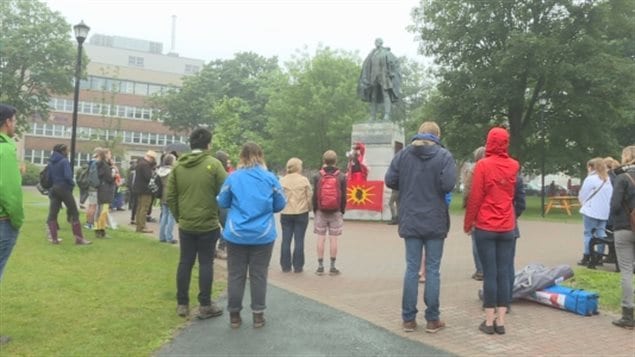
left=425, top=320, right=446, bottom=333
left=479, top=321, right=495, bottom=335
left=197, top=303, right=223, bottom=319
left=176, top=305, right=189, bottom=317
left=230, top=312, right=242, bottom=328
left=402, top=320, right=417, bottom=332
left=329, top=267, right=340, bottom=276
left=471, top=272, right=484, bottom=281
left=253, top=312, right=265, bottom=328
left=315, top=266, right=325, bottom=275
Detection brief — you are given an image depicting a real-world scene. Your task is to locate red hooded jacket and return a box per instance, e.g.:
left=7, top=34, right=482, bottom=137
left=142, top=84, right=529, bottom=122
left=464, top=128, right=519, bottom=233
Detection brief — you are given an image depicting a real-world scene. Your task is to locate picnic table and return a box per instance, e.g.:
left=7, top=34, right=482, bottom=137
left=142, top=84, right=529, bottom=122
left=545, top=196, right=581, bottom=216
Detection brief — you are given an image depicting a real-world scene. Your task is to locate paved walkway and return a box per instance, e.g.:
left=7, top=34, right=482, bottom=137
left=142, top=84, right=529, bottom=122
left=115, top=208, right=634, bottom=356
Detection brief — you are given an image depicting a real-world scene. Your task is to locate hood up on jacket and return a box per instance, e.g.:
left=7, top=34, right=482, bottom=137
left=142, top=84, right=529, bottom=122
left=485, top=127, right=510, bottom=158
left=49, top=150, right=66, bottom=164
left=177, top=150, right=211, bottom=168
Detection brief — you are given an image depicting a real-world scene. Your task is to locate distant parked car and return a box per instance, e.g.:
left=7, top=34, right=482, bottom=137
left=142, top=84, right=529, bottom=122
left=523, top=182, right=542, bottom=196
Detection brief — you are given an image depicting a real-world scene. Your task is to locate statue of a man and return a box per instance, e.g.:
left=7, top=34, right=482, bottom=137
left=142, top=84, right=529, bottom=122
left=357, top=38, right=401, bottom=121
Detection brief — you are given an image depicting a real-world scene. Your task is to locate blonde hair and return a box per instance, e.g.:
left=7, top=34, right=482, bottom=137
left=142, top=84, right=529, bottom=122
left=473, top=146, right=485, bottom=162
left=322, top=150, right=337, bottom=166
left=286, top=157, right=302, bottom=174
left=418, top=121, right=441, bottom=137
left=603, top=157, right=620, bottom=170
left=587, top=157, right=608, bottom=181
left=238, top=142, right=266, bottom=169
left=621, top=145, right=635, bottom=165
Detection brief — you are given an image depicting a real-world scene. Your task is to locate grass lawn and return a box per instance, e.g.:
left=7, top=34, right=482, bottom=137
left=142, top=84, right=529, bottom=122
left=0, top=190, right=226, bottom=356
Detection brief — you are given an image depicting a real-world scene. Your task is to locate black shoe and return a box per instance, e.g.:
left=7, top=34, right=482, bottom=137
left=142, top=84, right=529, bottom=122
left=329, top=267, right=340, bottom=275
left=577, top=254, right=590, bottom=266
left=315, top=266, right=325, bottom=275
left=494, top=321, right=506, bottom=335
left=479, top=321, right=495, bottom=335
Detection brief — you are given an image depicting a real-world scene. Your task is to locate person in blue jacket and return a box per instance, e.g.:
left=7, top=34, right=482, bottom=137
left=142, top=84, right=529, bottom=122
left=217, top=142, right=286, bottom=329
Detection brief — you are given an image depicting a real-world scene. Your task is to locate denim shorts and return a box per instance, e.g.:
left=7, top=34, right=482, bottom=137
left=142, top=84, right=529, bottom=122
left=313, top=210, right=343, bottom=236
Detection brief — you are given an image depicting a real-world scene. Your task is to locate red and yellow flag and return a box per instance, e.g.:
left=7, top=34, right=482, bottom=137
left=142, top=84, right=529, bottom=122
left=346, top=180, right=384, bottom=212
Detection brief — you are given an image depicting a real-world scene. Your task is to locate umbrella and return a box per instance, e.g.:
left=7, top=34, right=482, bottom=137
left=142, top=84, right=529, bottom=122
left=165, top=142, right=190, bottom=155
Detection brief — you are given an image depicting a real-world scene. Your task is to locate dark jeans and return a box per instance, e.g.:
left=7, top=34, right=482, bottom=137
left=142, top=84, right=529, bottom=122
left=474, top=228, right=515, bottom=308
left=227, top=241, right=274, bottom=313
left=0, top=220, right=19, bottom=281
left=402, top=237, right=445, bottom=322
left=176, top=228, right=219, bottom=306
left=129, top=192, right=138, bottom=220
left=47, top=185, right=80, bottom=224
left=280, top=212, right=309, bottom=271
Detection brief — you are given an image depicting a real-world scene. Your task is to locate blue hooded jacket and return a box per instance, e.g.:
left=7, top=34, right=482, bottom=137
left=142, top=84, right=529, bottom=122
left=48, top=151, right=74, bottom=191
left=385, top=138, right=456, bottom=239
left=217, top=165, right=286, bottom=245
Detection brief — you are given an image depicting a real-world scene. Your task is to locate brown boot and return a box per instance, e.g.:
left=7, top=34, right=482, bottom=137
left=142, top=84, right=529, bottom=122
left=253, top=312, right=265, bottom=328
left=47, top=221, right=60, bottom=244
left=72, top=222, right=92, bottom=245
left=230, top=312, right=241, bottom=328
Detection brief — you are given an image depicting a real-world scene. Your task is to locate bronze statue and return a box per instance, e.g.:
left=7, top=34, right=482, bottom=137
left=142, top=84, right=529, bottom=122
left=357, top=38, right=401, bottom=121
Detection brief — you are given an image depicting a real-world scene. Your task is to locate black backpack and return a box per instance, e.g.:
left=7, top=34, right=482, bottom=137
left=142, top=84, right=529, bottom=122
left=37, top=164, right=52, bottom=194
left=148, top=171, right=163, bottom=198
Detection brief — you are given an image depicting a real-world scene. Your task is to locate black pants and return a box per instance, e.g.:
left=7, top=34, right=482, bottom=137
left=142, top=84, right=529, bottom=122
left=48, top=185, right=80, bottom=223
left=280, top=213, right=309, bottom=271
left=129, top=192, right=138, bottom=221
left=176, top=228, right=219, bottom=306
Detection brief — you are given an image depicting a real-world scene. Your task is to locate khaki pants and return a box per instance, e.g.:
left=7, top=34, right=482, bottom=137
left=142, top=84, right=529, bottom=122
left=136, top=194, right=153, bottom=232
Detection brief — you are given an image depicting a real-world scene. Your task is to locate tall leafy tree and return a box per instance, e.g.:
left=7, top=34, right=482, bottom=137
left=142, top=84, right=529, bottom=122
left=410, top=0, right=635, bottom=174
left=265, top=47, right=367, bottom=170
left=151, top=52, right=279, bottom=137
left=0, top=0, right=78, bottom=128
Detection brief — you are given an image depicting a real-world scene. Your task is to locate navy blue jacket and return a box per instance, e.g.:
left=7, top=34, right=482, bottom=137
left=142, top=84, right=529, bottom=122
left=48, top=151, right=74, bottom=191
left=385, top=141, right=456, bottom=239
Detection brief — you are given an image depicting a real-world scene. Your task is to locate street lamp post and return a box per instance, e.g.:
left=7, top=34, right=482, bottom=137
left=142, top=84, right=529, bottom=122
left=69, top=21, right=90, bottom=174
left=539, top=98, right=547, bottom=217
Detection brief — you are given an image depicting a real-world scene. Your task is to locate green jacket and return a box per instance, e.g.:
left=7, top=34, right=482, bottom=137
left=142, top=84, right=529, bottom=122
left=166, top=150, right=227, bottom=232
left=0, top=132, right=24, bottom=229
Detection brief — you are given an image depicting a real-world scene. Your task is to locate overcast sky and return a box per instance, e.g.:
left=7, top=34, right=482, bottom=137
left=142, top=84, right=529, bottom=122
left=44, top=0, right=426, bottom=63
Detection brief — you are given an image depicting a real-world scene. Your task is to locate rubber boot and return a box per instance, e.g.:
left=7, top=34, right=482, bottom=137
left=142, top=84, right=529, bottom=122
left=577, top=254, right=590, bottom=266
left=612, top=307, right=634, bottom=329
left=72, top=221, right=92, bottom=245
left=47, top=221, right=60, bottom=244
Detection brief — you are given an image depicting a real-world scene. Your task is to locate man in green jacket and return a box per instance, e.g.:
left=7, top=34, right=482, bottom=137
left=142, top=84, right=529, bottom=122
left=0, top=104, right=23, bottom=345
left=167, top=128, right=227, bottom=319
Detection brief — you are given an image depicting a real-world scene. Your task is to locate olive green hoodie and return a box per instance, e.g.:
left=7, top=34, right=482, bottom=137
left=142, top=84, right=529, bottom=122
left=166, top=150, right=227, bottom=232
left=0, top=132, right=24, bottom=230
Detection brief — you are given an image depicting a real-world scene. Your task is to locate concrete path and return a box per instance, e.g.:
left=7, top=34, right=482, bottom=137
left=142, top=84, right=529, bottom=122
left=113, top=207, right=634, bottom=356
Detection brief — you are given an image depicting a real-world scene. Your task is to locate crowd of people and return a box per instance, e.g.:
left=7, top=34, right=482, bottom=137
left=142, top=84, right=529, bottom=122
left=1, top=100, right=634, bottom=342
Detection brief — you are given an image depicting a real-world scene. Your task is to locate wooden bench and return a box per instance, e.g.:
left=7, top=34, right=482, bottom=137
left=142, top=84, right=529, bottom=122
left=544, top=196, right=581, bottom=216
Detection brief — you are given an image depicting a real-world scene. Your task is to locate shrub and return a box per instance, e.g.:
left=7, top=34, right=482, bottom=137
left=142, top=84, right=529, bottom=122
left=22, top=162, right=42, bottom=186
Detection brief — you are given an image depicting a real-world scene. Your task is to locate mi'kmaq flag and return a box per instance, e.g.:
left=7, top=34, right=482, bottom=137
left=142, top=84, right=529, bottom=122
left=344, top=141, right=383, bottom=211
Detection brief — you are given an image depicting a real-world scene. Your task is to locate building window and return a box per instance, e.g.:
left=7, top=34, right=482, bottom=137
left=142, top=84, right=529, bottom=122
left=128, top=56, right=144, bottom=67
left=134, top=82, right=148, bottom=96
left=185, top=64, right=199, bottom=74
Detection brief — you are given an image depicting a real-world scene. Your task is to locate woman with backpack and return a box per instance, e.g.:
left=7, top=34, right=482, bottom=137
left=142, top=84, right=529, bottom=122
left=610, top=145, right=635, bottom=329
left=46, top=144, right=91, bottom=245
left=94, top=149, right=116, bottom=238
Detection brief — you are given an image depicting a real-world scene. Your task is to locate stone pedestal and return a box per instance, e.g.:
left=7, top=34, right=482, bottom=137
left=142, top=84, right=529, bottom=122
left=346, top=122, right=405, bottom=221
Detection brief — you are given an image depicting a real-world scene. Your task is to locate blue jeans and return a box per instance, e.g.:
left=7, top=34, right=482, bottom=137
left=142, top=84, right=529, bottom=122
left=582, top=215, right=607, bottom=255
left=280, top=213, right=309, bottom=272
left=0, top=220, right=19, bottom=281
left=176, top=229, right=219, bottom=306
left=159, top=203, right=176, bottom=242
left=474, top=228, right=515, bottom=308
left=471, top=234, right=483, bottom=273
left=402, top=237, right=445, bottom=322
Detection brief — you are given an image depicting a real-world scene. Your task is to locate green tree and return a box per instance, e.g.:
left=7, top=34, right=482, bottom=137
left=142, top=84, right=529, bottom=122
left=264, top=47, right=367, bottom=170
left=151, top=52, right=280, bottom=136
left=0, top=0, right=79, bottom=128
left=410, top=0, right=635, bottom=174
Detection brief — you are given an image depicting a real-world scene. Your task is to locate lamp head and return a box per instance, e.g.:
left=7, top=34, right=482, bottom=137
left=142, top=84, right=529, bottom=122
left=74, top=21, right=90, bottom=44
